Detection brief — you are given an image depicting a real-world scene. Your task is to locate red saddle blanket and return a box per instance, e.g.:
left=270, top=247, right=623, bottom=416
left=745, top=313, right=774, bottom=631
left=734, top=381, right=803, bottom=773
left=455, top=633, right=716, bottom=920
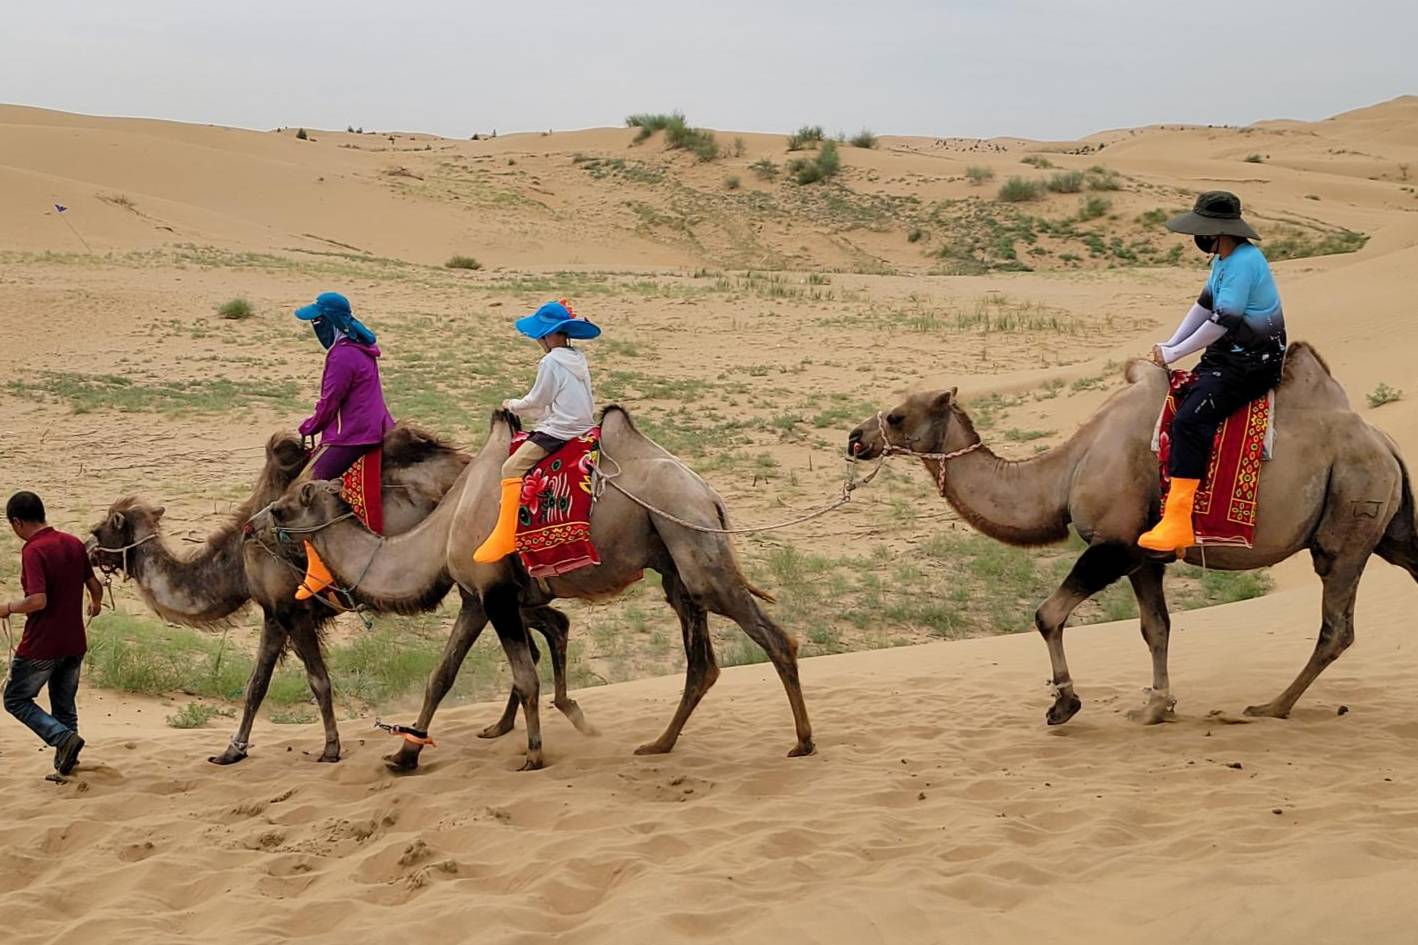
left=340, top=446, right=384, bottom=535
left=510, top=428, right=601, bottom=578
left=1156, top=371, right=1270, bottom=549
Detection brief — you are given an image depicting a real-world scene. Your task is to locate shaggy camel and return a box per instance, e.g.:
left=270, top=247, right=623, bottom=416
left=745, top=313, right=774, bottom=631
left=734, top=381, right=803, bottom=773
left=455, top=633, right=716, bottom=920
left=248, top=406, right=815, bottom=771
left=88, top=426, right=584, bottom=764
left=848, top=343, right=1418, bottom=724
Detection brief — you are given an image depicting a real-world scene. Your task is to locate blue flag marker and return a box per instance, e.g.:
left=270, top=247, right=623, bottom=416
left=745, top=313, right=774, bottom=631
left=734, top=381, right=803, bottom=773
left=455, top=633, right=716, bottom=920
left=52, top=202, right=91, bottom=251
left=54, top=204, right=68, bottom=213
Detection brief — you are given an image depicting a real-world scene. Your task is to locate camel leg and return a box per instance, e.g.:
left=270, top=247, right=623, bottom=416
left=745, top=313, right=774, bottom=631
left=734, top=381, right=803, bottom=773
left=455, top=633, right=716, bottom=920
left=714, top=588, right=814, bottom=757
left=209, top=612, right=288, bottom=765
left=287, top=620, right=341, bottom=763
left=1125, top=561, right=1177, bottom=725
left=526, top=606, right=598, bottom=736
left=484, top=584, right=544, bottom=770
left=1244, top=551, right=1366, bottom=718
left=634, top=569, right=721, bottom=756
left=1036, top=542, right=1137, bottom=725
left=386, top=591, right=489, bottom=771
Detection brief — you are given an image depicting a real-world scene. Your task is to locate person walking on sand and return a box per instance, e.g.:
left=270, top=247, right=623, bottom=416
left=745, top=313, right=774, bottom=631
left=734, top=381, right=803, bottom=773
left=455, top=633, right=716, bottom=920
left=2, top=491, right=102, bottom=776
left=474, top=300, right=601, bottom=563
left=292, top=291, right=395, bottom=599
left=1138, top=191, right=1287, bottom=553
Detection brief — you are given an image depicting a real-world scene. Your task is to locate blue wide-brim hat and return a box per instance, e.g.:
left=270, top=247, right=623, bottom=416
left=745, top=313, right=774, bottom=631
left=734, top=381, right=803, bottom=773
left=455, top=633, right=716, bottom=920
left=515, top=300, right=601, bottom=340
left=294, top=291, right=376, bottom=346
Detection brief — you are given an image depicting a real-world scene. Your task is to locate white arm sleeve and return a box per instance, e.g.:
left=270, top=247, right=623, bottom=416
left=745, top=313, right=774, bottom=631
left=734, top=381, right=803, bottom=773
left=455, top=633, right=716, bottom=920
left=1161, top=302, right=1214, bottom=348
left=1160, top=320, right=1227, bottom=364
left=505, top=361, right=556, bottom=419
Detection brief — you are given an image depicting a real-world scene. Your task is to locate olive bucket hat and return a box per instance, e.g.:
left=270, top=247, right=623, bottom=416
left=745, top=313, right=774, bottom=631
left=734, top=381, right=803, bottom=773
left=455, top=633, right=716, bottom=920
left=1164, top=191, right=1261, bottom=240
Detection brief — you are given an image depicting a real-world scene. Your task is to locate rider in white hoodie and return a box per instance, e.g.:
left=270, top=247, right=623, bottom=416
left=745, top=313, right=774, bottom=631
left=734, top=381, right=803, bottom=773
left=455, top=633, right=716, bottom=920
left=475, top=300, right=601, bottom=563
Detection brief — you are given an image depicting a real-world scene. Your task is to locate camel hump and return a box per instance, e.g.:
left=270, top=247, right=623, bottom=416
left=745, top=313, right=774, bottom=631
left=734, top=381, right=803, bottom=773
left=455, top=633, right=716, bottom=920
left=1123, top=359, right=1155, bottom=385
left=382, top=423, right=469, bottom=468
left=1278, top=341, right=1349, bottom=411
left=265, top=431, right=307, bottom=475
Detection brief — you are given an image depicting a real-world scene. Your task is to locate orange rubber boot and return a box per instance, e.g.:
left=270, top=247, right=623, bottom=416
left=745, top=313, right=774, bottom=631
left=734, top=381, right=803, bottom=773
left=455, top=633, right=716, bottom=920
left=474, top=478, right=523, bottom=563
left=295, top=541, right=335, bottom=600
left=1137, top=478, right=1200, bottom=552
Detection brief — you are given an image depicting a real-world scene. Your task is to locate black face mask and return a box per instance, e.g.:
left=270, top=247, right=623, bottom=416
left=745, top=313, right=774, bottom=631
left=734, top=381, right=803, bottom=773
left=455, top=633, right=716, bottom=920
left=311, top=317, right=336, bottom=350
left=1194, top=234, right=1217, bottom=255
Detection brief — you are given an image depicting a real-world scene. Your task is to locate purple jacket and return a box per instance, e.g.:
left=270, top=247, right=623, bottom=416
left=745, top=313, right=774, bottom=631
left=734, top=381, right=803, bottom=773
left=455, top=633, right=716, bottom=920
left=299, top=339, right=395, bottom=446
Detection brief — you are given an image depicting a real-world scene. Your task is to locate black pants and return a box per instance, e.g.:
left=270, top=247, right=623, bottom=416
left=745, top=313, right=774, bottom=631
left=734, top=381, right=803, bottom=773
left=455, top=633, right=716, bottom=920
left=1169, top=368, right=1273, bottom=479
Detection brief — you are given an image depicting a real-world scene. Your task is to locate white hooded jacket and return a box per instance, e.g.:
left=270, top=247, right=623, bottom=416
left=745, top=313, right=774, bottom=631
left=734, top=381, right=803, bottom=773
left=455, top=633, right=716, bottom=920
left=506, top=346, right=596, bottom=441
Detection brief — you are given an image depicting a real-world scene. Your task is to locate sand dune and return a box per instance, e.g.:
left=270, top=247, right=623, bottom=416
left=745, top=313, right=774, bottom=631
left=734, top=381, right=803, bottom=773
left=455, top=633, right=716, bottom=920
left=1, top=95, right=1417, bottom=944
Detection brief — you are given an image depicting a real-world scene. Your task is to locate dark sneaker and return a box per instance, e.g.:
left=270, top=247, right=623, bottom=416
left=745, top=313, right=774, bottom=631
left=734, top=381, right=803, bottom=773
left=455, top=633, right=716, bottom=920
left=55, top=733, right=85, bottom=775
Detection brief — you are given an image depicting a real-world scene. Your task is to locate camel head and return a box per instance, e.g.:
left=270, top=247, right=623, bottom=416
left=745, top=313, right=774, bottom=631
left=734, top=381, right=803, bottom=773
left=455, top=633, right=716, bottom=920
left=87, top=498, right=165, bottom=573
left=245, top=480, right=347, bottom=548
left=846, top=387, right=967, bottom=460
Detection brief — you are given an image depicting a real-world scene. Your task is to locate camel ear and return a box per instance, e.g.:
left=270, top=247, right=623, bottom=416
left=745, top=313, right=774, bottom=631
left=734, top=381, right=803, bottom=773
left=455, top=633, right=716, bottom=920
left=112, top=511, right=126, bottom=531
left=152, top=506, right=166, bottom=522
left=298, top=481, right=319, bottom=504
left=931, top=388, right=957, bottom=413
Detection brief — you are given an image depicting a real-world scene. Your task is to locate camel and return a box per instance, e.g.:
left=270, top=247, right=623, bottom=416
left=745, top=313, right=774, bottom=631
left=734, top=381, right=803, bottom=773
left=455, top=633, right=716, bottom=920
left=847, top=343, right=1418, bottom=724
left=87, top=426, right=587, bottom=764
left=247, top=406, right=815, bottom=771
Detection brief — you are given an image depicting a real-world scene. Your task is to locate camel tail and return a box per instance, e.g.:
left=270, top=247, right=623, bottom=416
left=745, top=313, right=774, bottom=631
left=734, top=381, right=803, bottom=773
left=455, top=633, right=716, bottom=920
left=1376, top=442, right=1418, bottom=581
left=713, top=500, right=777, bottom=604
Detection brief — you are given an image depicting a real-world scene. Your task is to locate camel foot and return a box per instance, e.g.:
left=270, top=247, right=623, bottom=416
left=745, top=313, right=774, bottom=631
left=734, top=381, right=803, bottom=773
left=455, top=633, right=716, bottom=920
left=555, top=699, right=599, bottom=737
left=384, top=748, right=421, bottom=772
left=478, top=719, right=516, bottom=739
left=633, top=739, right=676, bottom=756
left=1046, top=691, right=1083, bottom=725
left=1126, top=691, right=1178, bottom=725
left=316, top=748, right=341, bottom=763
left=207, top=746, right=248, bottom=766
left=1243, top=702, right=1290, bottom=719
left=787, top=738, right=816, bottom=757
left=517, top=753, right=545, bottom=772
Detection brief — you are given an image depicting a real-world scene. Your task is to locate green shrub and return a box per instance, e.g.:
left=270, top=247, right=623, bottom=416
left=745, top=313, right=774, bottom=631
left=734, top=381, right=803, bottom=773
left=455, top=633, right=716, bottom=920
left=216, top=297, right=253, bottom=320
left=786, top=124, right=826, bottom=151
left=445, top=255, right=482, bottom=270
left=665, top=122, right=719, bottom=161
left=750, top=158, right=779, bottom=180
left=1046, top=171, right=1085, bottom=193
left=1021, top=155, right=1053, bottom=168
left=1244, top=153, right=1265, bottom=163
left=166, top=702, right=225, bottom=729
left=965, top=165, right=995, bottom=185
left=731, top=136, right=747, bottom=158
left=295, top=127, right=308, bottom=141
left=626, top=111, right=685, bottom=142
left=849, top=129, right=879, bottom=149
left=1086, top=166, right=1123, bottom=190
left=1137, top=207, right=1170, bottom=226
left=907, top=226, right=924, bottom=243
left=1078, top=195, right=1111, bottom=220
left=1368, top=382, right=1403, bottom=408
left=997, top=177, right=1044, bottom=202
left=1266, top=227, right=1368, bottom=261
left=787, top=139, right=841, bottom=184
left=725, top=175, right=742, bottom=190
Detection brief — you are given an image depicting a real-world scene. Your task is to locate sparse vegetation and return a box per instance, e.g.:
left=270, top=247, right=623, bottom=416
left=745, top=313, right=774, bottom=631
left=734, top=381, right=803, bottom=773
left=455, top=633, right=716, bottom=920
left=1021, top=155, right=1054, bottom=168
left=295, top=128, right=309, bottom=141
left=1367, top=382, right=1403, bottom=408
left=166, top=702, right=226, bottom=729
left=1078, top=195, right=1111, bottom=220
left=731, top=136, right=747, bottom=158
left=1046, top=171, right=1085, bottom=193
left=850, top=129, right=879, bottom=149
left=965, top=165, right=995, bottom=185
left=787, top=139, right=841, bottom=185
left=215, top=297, right=253, bottom=319
left=725, top=175, right=742, bottom=190
left=626, top=111, right=683, bottom=142
left=99, top=193, right=138, bottom=212
left=445, top=255, right=483, bottom=270
left=1265, top=227, right=1368, bottom=261
left=1244, top=153, right=1265, bottom=163
left=786, top=125, right=826, bottom=151
left=750, top=158, right=779, bottom=180
left=997, top=177, right=1044, bottom=203
left=907, top=227, right=925, bottom=243
left=1085, top=166, right=1123, bottom=190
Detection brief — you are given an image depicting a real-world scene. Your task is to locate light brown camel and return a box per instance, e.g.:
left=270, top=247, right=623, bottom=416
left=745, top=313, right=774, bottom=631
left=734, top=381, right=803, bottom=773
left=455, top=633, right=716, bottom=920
left=88, top=426, right=586, bottom=764
left=248, top=406, right=815, bottom=771
left=847, top=343, right=1418, bottom=724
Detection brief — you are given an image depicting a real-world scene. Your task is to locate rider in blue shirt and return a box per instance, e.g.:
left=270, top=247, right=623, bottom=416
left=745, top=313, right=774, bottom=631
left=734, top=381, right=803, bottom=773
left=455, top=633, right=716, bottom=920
left=1139, top=191, right=1287, bottom=553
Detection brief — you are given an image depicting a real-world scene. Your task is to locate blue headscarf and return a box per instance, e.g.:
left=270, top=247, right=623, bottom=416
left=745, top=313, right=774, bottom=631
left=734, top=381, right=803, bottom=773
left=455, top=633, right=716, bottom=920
left=293, top=291, right=377, bottom=349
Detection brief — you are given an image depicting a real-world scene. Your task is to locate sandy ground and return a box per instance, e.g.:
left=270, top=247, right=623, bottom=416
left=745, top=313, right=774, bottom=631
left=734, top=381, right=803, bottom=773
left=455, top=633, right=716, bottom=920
left=1, top=96, right=1417, bottom=943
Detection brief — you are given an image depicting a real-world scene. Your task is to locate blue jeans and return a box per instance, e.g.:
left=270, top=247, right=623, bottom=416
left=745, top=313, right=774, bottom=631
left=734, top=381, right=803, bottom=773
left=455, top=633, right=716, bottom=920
left=4, top=655, right=82, bottom=747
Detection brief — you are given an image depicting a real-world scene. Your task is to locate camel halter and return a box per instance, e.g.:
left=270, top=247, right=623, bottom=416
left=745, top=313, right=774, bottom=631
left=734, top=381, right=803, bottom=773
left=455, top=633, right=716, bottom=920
left=91, top=533, right=158, bottom=578
left=872, top=411, right=983, bottom=495
left=244, top=507, right=378, bottom=623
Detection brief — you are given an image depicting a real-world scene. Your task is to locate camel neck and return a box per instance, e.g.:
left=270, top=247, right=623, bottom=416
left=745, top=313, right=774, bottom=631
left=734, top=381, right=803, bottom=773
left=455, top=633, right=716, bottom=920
left=127, top=528, right=251, bottom=625
left=929, top=428, right=1075, bottom=546
left=308, top=488, right=458, bottom=609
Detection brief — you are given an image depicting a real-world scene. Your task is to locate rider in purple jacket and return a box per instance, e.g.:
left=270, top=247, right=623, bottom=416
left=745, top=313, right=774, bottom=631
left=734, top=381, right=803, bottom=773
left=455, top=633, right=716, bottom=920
left=295, top=292, right=395, bottom=480
left=292, top=291, right=395, bottom=600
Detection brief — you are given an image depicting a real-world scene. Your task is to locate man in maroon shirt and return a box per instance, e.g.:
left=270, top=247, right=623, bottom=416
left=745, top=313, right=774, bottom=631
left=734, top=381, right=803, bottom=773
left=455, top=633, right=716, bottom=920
left=2, top=491, right=102, bottom=775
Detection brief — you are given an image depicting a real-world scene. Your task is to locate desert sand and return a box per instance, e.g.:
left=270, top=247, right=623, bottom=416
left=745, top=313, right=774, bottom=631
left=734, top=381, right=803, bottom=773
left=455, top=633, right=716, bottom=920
left=1, top=97, right=1417, bottom=944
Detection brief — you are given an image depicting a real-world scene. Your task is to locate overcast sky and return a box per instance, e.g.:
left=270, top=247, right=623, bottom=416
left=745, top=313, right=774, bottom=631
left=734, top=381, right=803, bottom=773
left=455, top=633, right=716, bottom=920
left=2, top=0, right=1413, bottom=141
